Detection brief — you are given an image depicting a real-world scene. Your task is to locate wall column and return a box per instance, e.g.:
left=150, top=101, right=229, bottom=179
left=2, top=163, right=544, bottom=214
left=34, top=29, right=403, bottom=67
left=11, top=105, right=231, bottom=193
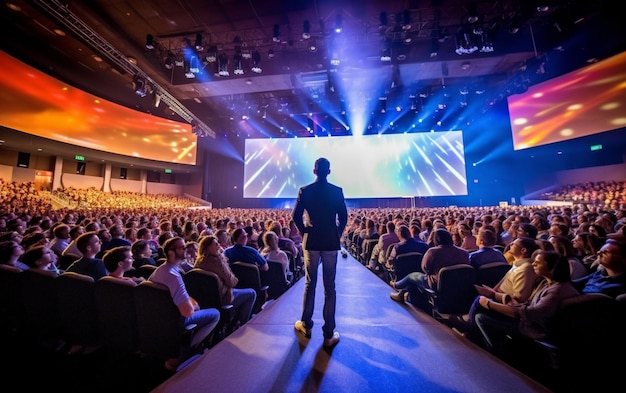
left=103, top=163, right=112, bottom=192
left=52, top=156, right=63, bottom=190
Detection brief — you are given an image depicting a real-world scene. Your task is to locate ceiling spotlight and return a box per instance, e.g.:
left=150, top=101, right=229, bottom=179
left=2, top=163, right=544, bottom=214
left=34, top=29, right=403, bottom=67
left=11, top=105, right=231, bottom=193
left=189, top=56, right=199, bottom=73
left=251, top=50, right=262, bottom=73
left=145, top=34, right=155, bottom=49
left=380, top=47, right=391, bottom=62
left=164, top=53, right=174, bottom=69
left=273, top=24, right=280, bottom=42
left=194, top=33, right=203, bottom=51
left=217, top=53, right=229, bottom=76
left=302, top=20, right=311, bottom=39
left=132, top=75, right=147, bottom=97
left=466, top=2, right=479, bottom=23
left=206, top=45, right=217, bottom=62
left=334, top=14, right=342, bottom=33
left=401, top=10, right=412, bottom=30
left=233, top=51, right=244, bottom=75
left=184, top=60, right=195, bottom=79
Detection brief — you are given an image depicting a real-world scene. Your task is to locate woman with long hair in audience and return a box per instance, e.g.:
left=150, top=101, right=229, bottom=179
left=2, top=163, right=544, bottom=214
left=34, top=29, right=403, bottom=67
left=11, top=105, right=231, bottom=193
left=194, top=235, right=256, bottom=327
left=260, top=231, right=291, bottom=282
left=472, top=250, right=579, bottom=359
left=571, top=232, right=604, bottom=272
left=548, top=234, right=588, bottom=280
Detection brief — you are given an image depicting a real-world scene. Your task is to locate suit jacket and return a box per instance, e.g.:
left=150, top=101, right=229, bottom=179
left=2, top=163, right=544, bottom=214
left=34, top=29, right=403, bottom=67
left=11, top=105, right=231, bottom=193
left=292, top=178, right=348, bottom=251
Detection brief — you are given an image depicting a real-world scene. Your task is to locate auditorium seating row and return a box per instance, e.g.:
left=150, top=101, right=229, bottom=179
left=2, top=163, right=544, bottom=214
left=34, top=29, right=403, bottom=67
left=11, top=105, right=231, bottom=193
left=343, top=242, right=626, bottom=391
left=0, top=260, right=292, bottom=361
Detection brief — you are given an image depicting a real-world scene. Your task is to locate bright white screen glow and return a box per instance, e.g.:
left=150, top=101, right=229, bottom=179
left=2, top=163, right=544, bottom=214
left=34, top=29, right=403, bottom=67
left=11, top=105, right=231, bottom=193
left=243, top=132, right=468, bottom=198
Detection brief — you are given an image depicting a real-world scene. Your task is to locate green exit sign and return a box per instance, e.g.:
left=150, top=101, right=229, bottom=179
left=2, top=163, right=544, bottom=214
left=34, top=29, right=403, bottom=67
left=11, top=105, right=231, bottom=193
left=590, top=144, right=603, bottom=151
left=75, top=155, right=85, bottom=161
left=164, top=168, right=172, bottom=174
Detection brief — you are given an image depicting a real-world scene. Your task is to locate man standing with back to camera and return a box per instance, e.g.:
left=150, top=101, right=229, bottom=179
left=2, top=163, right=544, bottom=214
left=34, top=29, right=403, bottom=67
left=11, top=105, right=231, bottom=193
left=292, top=157, right=347, bottom=348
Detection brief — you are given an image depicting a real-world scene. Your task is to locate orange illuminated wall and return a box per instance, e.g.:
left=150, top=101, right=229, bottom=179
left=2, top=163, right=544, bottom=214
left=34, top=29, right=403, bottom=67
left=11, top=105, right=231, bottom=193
left=0, top=50, right=197, bottom=165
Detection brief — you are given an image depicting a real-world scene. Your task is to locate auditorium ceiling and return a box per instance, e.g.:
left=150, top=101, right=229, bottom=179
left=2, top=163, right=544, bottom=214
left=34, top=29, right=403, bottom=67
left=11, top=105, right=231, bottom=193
left=0, top=1, right=624, bottom=163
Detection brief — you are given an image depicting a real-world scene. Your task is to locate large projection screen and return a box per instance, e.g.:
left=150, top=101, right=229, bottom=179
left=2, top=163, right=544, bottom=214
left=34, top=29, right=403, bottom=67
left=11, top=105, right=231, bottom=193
left=507, top=51, right=626, bottom=150
left=243, top=132, right=468, bottom=199
left=0, top=50, right=197, bottom=165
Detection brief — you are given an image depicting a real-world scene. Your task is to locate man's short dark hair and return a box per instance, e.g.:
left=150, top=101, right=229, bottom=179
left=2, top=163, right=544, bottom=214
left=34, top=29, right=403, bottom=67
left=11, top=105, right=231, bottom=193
left=315, top=157, right=330, bottom=176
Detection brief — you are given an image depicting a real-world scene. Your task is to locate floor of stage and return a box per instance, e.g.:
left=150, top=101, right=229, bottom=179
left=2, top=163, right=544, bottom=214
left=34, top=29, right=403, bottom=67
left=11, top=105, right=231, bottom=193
left=152, top=252, right=553, bottom=393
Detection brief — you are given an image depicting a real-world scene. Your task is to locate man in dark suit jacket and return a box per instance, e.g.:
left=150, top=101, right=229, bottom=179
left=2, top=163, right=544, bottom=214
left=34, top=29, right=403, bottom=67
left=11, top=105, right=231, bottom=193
left=292, top=157, right=347, bottom=348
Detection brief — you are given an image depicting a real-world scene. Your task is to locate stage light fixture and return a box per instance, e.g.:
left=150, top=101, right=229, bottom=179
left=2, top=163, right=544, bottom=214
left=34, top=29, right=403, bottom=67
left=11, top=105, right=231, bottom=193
left=302, top=20, right=311, bottom=39
left=145, top=34, right=154, bottom=49
left=273, top=24, right=280, bottom=42
left=334, top=14, right=342, bottom=33
left=217, top=53, right=229, bottom=76
left=194, top=33, right=203, bottom=51
left=206, top=45, right=217, bottom=62
left=251, top=50, right=262, bottom=73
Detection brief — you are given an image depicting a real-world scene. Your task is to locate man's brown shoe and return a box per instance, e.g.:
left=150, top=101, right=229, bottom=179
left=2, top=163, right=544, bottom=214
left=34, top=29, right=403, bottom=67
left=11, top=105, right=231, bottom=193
left=390, top=290, right=406, bottom=303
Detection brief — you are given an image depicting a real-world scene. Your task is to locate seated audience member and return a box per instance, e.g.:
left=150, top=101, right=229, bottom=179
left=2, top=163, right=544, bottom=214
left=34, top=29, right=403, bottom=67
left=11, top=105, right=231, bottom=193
left=260, top=231, right=291, bottom=282
left=368, top=221, right=400, bottom=270
left=469, top=229, right=508, bottom=268
left=386, top=224, right=430, bottom=274
left=97, top=224, right=131, bottom=259
left=194, top=235, right=256, bottom=327
left=472, top=250, right=579, bottom=358
left=215, top=229, right=230, bottom=250
left=458, top=223, right=478, bottom=252
left=0, top=240, right=28, bottom=270
left=61, top=225, right=86, bottom=257
left=131, top=239, right=157, bottom=269
left=571, top=232, right=604, bottom=272
left=267, top=221, right=299, bottom=260
left=390, top=228, right=469, bottom=309
left=223, top=228, right=269, bottom=271
left=450, top=237, right=542, bottom=334
left=548, top=234, right=588, bottom=280
left=493, top=237, right=541, bottom=303
left=572, top=238, right=626, bottom=298
left=137, top=227, right=160, bottom=259
left=65, top=231, right=108, bottom=280
left=150, top=237, right=220, bottom=371
left=49, top=223, right=71, bottom=257
left=20, top=232, right=49, bottom=251
left=20, top=245, right=57, bottom=272
left=102, top=245, right=143, bottom=283
left=180, top=241, right=198, bottom=273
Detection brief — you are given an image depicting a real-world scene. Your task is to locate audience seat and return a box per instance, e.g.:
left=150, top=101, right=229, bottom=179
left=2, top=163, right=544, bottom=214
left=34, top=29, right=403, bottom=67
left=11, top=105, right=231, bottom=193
left=391, top=252, right=424, bottom=282
left=183, top=268, right=235, bottom=342
left=94, top=276, right=139, bottom=353
left=134, top=280, right=197, bottom=361
left=359, top=238, right=379, bottom=265
left=19, top=269, right=61, bottom=349
left=230, top=261, right=269, bottom=314
left=260, top=260, right=290, bottom=300
left=423, top=264, right=477, bottom=323
left=125, top=264, right=157, bottom=280
left=56, top=272, right=100, bottom=350
left=0, top=264, right=23, bottom=335
left=475, top=262, right=510, bottom=288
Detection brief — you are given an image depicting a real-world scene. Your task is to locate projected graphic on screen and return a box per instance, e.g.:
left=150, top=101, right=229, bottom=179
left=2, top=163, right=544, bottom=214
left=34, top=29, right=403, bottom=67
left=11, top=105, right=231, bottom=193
left=0, top=50, right=197, bottom=165
left=507, top=51, right=626, bottom=150
left=244, top=132, right=468, bottom=199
